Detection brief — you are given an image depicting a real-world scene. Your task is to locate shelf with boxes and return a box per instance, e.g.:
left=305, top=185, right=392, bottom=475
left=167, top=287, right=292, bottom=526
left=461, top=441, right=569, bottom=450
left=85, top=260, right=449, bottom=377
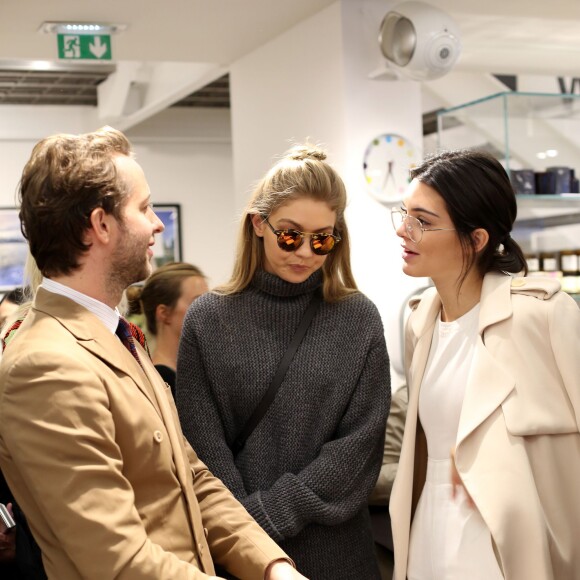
left=525, top=249, right=580, bottom=300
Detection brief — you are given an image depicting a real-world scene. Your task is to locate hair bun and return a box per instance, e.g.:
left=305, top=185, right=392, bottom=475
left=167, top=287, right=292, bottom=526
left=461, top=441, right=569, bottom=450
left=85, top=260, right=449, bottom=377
left=286, top=143, right=327, bottom=162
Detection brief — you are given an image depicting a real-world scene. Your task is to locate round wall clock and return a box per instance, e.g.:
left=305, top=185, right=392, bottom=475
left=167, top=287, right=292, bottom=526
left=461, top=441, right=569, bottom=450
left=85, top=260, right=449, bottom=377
left=363, top=133, right=420, bottom=204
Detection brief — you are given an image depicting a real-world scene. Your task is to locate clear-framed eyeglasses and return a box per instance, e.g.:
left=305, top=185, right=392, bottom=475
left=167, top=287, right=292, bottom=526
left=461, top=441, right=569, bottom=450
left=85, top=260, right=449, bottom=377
left=390, top=207, right=456, bottom=244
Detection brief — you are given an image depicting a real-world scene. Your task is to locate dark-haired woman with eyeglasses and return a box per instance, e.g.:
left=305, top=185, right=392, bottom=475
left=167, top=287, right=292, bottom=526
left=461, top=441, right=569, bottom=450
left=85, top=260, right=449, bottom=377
left=176, top=144, right=390, bottom=579
left=389, top=149, right=580, bottom=580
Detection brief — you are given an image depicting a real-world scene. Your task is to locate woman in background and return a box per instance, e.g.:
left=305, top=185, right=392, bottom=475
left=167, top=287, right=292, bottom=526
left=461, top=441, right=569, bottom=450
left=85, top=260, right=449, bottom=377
left=176, top=143, right=390, bottom=579
left=127, top=261, right=208, bottom=394
left=389, top=149, right=580, bottom=580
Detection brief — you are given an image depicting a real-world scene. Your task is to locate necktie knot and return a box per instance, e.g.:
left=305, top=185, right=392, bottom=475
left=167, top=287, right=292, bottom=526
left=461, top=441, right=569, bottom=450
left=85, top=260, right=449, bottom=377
left=116, top=317, right=149, bottom=366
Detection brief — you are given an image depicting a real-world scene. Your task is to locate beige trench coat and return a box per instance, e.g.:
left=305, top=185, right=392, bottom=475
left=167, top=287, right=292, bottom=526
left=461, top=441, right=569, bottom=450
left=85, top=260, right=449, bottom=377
left=390, top=272, right=580, bottom=580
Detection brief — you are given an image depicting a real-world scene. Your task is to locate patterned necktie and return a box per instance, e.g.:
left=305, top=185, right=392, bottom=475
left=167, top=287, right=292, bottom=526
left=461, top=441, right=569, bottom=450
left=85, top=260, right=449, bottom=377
left=116, top=317, right=149, bottom=367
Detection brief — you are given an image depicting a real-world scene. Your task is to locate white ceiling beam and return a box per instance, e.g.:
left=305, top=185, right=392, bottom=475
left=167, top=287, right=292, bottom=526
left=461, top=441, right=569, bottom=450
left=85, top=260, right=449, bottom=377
left=97, top=61, right=228, bottom=132
left=96, top=61, right=144, bottom=121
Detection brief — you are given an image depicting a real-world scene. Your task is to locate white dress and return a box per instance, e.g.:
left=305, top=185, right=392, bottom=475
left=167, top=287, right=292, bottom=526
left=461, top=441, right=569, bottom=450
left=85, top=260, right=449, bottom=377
left=407, top=305, right=504, bottom=580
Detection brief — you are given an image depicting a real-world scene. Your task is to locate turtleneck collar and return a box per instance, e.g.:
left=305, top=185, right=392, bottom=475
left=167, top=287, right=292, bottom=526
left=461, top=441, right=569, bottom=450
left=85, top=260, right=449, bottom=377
left=251, top=269, right=323, bottom=298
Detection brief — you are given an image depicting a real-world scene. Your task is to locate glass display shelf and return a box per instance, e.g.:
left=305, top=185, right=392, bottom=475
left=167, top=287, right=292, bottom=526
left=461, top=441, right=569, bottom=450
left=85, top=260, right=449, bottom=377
left=437, top=91, right=580, bottom=188
left=437, top=91, right=580, bottom=235
left=516, top=195, right=580, bottom=227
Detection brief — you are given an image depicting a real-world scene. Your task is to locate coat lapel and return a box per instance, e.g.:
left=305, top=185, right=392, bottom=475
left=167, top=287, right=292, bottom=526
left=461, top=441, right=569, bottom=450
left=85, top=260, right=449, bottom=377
left=457, top=273, right=516, bottom=445
left=33, top=289, right=162, bottom=416
left=407, top=274, right=517, bottom=447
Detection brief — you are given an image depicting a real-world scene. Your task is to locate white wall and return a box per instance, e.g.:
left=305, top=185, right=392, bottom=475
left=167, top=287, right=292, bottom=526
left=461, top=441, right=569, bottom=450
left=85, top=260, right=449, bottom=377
left=0, top=105, right=101, bottom=207
left=0, top=106, right=236, bottom=287
left=127, top=108, right=235, bottom=286
left=230, top=1, right=346, bottom=213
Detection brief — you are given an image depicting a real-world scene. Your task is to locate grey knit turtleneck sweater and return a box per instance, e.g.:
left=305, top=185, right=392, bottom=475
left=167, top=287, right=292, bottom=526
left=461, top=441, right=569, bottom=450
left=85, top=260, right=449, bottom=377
left=176, top=270, right=390, bottom=579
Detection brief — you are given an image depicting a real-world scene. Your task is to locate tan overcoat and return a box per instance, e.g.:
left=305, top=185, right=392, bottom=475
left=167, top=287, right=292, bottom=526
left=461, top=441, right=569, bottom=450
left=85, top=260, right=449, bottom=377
left=390, top=273, right=580, bottom=580
left=0, top=288, right=288, bottom=579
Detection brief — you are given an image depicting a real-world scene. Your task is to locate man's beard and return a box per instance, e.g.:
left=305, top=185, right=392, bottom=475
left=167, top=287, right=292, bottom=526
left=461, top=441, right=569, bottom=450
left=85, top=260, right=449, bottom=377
left=109, top=228, right=152, bottom=292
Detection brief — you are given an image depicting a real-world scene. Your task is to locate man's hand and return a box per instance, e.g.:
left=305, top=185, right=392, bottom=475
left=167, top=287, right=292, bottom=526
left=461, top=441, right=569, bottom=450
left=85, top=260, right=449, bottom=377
left=0, top=502, right=16, bottom=563
left=265, top=559, right=308, bottom=580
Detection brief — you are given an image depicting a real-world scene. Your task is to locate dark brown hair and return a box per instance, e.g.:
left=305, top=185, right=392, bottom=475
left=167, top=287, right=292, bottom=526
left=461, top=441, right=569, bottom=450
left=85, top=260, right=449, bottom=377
left=410, top=149, right=528, bottom=286
left=18, top=126, right=133, bottom=277
left=126, top=262, right=206, bottom=335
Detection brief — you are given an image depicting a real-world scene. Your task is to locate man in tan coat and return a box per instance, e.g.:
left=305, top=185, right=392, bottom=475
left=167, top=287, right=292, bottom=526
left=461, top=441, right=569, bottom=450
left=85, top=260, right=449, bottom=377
left=0, top=127, right=307, bottom=580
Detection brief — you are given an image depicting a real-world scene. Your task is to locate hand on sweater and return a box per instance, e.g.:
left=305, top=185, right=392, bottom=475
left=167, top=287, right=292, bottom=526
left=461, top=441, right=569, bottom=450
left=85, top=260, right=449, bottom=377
left=266, top=559, right=308, bottom=580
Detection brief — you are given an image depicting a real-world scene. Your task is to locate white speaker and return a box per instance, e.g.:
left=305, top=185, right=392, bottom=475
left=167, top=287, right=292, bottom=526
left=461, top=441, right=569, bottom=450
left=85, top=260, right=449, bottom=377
left=379, top=1, right=461, bottom=81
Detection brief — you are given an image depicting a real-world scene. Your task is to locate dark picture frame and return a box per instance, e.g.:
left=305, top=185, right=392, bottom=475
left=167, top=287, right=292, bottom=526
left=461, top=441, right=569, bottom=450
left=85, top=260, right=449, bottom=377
left=152, top=203, right=182, bottom=268
left=0, top=207, right=28, bottom=291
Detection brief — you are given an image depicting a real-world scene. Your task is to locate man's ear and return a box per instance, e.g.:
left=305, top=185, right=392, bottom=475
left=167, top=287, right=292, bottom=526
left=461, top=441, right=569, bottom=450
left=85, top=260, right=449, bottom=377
left=87, top=207, right=115, bottom=245
left=251, top=214, right=266, bottom=238
left=471, top=228, right=490, bottom=254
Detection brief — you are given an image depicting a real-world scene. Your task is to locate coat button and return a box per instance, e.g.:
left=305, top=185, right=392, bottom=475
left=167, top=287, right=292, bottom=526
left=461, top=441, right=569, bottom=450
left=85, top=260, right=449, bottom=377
left=204, top=527, right=209, bottom=538
left=153, top=430, right=163, bottom=443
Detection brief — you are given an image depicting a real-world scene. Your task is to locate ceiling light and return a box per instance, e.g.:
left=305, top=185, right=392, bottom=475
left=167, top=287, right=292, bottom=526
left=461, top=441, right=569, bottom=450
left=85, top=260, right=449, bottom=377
left=38, top=21, right=127, bottom=35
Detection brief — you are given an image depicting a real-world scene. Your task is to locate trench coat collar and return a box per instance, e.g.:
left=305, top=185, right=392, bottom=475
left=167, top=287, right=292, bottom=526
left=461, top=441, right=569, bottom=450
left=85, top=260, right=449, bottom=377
left=409, top=272, right=513, bottom=340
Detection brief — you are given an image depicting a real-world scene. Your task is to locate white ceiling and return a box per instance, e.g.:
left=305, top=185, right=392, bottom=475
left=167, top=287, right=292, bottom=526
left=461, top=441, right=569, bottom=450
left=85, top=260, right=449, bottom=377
left=0, top=0, right=579, bottom=129
left=0, top=0, right=338, bottom=64
left=1, top=0, right=579, bottom=74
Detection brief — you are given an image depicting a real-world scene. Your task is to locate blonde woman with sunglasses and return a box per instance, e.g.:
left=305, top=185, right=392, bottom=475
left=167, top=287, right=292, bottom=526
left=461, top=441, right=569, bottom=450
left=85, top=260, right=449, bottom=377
left=389, top=149, right=580, bottom=580
left=176, top=144, right=390, bottom=579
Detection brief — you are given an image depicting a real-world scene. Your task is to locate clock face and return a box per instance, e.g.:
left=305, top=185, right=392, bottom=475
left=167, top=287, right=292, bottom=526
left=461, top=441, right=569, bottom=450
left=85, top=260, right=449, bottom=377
left=363, top=133, right=420, bottom=204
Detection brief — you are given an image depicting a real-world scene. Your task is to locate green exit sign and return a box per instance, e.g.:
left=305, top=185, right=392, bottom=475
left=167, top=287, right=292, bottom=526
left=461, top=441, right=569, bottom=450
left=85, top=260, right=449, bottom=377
left=57, top=34, right=112, bottom=60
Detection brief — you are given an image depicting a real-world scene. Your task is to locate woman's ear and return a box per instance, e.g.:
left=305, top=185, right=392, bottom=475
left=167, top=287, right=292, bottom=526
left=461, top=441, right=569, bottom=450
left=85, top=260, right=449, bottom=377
left=471, top=228, right=490, bottom=253
left=251, top=214, right=266, bottom=238
left=156, top=303, right=171, bottom=325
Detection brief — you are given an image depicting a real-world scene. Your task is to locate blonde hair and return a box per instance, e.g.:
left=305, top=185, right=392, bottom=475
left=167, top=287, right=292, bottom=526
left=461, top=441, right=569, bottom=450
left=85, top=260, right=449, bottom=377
left=217, top=143, right=358, bottom=302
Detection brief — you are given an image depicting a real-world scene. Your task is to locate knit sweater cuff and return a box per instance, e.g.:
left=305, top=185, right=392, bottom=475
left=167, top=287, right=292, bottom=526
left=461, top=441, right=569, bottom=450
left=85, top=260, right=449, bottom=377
left=242, top=492, right=284, bottom=543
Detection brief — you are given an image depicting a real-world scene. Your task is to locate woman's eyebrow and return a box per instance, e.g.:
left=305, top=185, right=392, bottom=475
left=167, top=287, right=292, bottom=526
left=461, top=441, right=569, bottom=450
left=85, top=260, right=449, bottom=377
left=406, top=205, right=441, bottom=218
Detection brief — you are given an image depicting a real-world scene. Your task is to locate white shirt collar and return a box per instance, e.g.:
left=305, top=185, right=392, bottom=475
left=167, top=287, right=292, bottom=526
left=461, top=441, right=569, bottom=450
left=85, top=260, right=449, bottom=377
left=41, top=278, right=120, bottom=334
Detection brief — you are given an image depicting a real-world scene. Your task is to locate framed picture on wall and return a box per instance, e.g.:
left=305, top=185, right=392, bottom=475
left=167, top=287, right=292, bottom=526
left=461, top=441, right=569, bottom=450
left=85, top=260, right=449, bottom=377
left=0, top=207, right=28, bottom=292
left=152, top=203, right=182, bottom=268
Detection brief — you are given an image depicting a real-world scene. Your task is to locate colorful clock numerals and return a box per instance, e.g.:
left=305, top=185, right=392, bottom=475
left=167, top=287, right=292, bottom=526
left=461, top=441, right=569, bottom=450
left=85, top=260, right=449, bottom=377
left=363, top=133, right=418, bottom=201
